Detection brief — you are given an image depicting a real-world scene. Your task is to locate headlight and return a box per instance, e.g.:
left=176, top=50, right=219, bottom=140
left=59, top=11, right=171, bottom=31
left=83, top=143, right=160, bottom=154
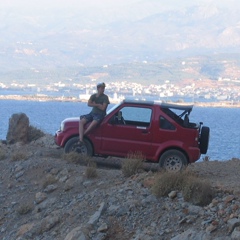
left=60, top=121, right=65, bottom=131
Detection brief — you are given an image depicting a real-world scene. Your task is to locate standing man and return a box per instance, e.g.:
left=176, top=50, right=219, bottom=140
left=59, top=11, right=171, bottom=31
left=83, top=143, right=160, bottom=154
left=79, top=82, right=110, bottom=143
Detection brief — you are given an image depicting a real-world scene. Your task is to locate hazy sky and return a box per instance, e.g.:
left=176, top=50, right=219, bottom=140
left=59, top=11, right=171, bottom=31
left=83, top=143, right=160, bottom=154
left=1, top=0, right=237, bottom=10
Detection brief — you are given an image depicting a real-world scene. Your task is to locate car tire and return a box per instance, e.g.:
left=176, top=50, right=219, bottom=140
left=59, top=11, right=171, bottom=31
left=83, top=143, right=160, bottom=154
left=199, top=126, right=210, bottom=154
left=159, top=149, right=188, bottom=172
left=64, top=137, right=93, bottom=156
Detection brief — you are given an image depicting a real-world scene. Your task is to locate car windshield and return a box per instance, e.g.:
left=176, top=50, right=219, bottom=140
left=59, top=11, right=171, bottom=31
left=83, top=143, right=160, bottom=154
left=106, top=102, right=121, bottom=115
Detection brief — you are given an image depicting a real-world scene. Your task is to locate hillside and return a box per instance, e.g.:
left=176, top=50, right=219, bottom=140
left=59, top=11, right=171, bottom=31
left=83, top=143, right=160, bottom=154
left=1, top=0, right=240, bottom=71
left=0, top=134, right=240, bottom=239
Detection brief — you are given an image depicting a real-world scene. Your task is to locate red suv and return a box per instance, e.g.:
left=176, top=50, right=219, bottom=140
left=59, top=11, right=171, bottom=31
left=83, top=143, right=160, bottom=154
left=55, top=100, right=209, bottom=171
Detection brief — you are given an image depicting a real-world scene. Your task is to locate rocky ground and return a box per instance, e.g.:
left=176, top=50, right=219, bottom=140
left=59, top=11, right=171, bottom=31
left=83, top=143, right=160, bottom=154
left=0, top=134, right=240, bottom=240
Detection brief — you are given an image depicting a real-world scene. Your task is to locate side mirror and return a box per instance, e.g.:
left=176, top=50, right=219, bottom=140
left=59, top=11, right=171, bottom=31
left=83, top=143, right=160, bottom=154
left=110, top=116, right=117, bottom=124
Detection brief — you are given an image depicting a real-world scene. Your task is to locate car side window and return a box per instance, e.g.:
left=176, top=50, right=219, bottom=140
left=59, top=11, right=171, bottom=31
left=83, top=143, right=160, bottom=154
left=120, top=107, right=152, bottom=127
left=160, top=116, right=176, bottom=130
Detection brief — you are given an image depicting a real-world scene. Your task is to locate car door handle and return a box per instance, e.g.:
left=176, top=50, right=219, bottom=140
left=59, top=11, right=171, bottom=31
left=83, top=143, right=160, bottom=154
left=141, top=130, right=149, bottom=134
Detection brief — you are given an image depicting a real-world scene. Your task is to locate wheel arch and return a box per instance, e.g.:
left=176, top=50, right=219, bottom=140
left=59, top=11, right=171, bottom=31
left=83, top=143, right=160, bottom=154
left=83, top=136, right=95, bottom=155
left=62, top=134, right=79, bottom=148
left=158, top=147, right=189, bottom=164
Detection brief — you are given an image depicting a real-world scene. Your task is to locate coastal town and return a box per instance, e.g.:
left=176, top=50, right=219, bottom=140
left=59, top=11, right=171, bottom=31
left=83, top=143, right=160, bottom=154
left=0, top=77, right=240, bottom=107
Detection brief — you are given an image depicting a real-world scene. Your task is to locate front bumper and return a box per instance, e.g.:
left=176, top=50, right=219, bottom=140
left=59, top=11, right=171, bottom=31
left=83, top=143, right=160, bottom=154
left=54, top=130, right=64, bottom=147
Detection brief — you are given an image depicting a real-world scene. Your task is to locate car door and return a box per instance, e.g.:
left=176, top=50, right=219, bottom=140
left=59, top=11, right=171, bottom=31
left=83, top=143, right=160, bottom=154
left=99, top=106, right=153, bottom=158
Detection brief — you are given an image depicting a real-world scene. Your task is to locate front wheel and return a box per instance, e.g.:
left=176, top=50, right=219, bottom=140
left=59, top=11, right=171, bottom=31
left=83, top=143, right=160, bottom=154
left=159, top=149, right=188, bottom=172
left=64, top=137, right=93, bottom=156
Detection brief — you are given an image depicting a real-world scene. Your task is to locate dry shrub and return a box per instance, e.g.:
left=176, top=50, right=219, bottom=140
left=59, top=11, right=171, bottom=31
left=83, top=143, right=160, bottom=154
left=11, top=152, right=28, bottom=161
left=121, top=151, right=145, bottom=177
left=42, top=174, right=58, bottom=189
left=151, top=171, right=189, bottom=197
left=0, top=149, right=6, bottom=160
left=152, top=169, right=214, bottom=206
left=85, top=160, right=97, bottom=179
left=182, top=177, right=214, bottom=206
left=17, top=203, right=34, bottom=215
left=202, top=155, right=210, bottom=161
left=63, top=152, right=87, bottom=165
left=105, top=216, right=134, bottom=240
left=28, top=125, right=45, bottom=142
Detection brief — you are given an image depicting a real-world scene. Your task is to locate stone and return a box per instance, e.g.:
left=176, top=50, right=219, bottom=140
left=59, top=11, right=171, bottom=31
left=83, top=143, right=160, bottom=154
left=64, top=227, right=89, bottom=240
left=6, top=113, right=29, bottom=144
left=168, top=191, right=177, bottom=199
left=35, top=192, right=47, bottom=204
left=87, top=202, right=106, bottom=226
left=44, top=184, right=58, bottom=193
left=231, top=226, right=240, bottom=240
left=16, top=223, right=34, bottom=237
left=227, top=218, right=240, bottom=233
left=97, top=223, right=108, bottom=232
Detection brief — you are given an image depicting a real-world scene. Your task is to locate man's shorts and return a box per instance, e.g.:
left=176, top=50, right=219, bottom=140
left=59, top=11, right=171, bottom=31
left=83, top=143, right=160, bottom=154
left=80, top=112, right=105, bottom=123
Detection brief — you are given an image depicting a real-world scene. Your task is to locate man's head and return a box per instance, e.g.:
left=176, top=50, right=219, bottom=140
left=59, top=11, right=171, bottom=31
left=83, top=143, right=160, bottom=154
left=97, top=82, right=106, bottom=90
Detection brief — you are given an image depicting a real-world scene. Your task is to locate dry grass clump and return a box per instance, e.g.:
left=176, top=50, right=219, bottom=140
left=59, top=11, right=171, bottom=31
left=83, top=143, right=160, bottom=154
left=182, top=177, right=214, bottom=206
left=84, top=156, right=98, bottom=178
left=42, top=174, right=58, bottom=189
left=105, top=216, right=134, bottom=240
left=28, top=125, right=45, bottom=142
left=63, top=152, right=81, bottom=163
left=0, top=149, right=6, bottom=160
left=121, top=151, right=145, bottom=177
left=17, top=203, right=34, bottom=215
left=63, top=152, right=87, bottom=165
left=151, top=171, right=188, bottom=197
left=85, top=160, right=97, bottom=179
left=63, top=152, right=98, bottom=178
left=152, top=169, right=214, bottom=206
left=11, top=152, right=28, bottom=161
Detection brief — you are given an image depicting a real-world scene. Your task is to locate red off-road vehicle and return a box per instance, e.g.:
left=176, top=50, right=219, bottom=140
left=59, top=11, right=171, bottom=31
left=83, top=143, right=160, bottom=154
left=55, top=100, right=209, bottom=171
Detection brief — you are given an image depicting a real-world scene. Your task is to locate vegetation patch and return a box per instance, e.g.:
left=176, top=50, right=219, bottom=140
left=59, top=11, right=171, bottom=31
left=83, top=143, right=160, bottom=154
left=105, top=216, right=134, bottom=240
left=28, top=125, right=45, bottom=142
left=0, top=149, right=6, bottom=160
left=182, top=177, right=214, bottom=206
left=63, top=152, right=88, bottom=165
left=85, top=160, right=98, bottom=179
left=151, top=169, right=214, bottom=206
left=11, top=152, right=28, bottom=161
left=121, top=151, right=145, bottom=177
left=17, top=203, right=34, bottom=215
left=42, top=174, right=58, bottom=189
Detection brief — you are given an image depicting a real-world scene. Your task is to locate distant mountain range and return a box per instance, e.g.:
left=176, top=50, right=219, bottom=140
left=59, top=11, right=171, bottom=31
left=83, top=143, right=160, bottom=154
left=0, top=0, right=240, bottom=78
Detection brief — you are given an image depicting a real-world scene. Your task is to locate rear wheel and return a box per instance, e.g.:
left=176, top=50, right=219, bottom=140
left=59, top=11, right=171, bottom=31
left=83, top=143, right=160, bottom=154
left=159, top=149, right=188, bottom=172
left=64, top=137, right=93, bottom=156
left=199, top=126, right=210, bottom=154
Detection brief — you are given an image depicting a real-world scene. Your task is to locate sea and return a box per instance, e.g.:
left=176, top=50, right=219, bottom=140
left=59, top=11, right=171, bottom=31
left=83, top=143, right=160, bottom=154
left=0, top=98, right=239, bottom=161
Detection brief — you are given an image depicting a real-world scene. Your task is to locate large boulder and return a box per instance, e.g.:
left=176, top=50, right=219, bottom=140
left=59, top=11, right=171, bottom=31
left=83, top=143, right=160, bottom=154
left=6, top=113, right=29, bottom=144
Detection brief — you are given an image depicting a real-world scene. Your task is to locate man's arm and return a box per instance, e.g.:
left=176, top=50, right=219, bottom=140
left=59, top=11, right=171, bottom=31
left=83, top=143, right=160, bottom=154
left=88, top=98, right=108, bottom=111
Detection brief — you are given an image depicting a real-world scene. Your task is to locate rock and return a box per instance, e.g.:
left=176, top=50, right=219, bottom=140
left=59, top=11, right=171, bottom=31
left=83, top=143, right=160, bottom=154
left=44, top=184, right=58, bottom=193
left=6, top=113, right=29, bottom=144
left=64, top=226, right=89, bottom=240
left=227, top=218, right=240, bottom=233
left=87, top=202, right=106, bottom=226
left=224, top=195, right=235, bottom=204
left=168, top=191, right=177, bottom=199
left=97, top=223, right=108, bottom=232
left=171, top=229, right=208, bottom=240
left=231, top=226, right=240, bottom=239
left=205, top=224, right=217, bottom=233
left=35, top=192, right=47, bottom=204
left=16, top=223, right=34, bottom=237
left=38, top=213, right=60, bottom=233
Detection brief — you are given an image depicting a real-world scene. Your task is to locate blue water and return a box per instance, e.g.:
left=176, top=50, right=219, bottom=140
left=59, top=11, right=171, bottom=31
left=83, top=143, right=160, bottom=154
left=0, top=99, right=239, bottom=161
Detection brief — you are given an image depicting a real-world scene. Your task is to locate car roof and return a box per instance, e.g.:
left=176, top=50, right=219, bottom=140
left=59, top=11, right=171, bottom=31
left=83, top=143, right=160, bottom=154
left=122, top=99, right=193, bottom=111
